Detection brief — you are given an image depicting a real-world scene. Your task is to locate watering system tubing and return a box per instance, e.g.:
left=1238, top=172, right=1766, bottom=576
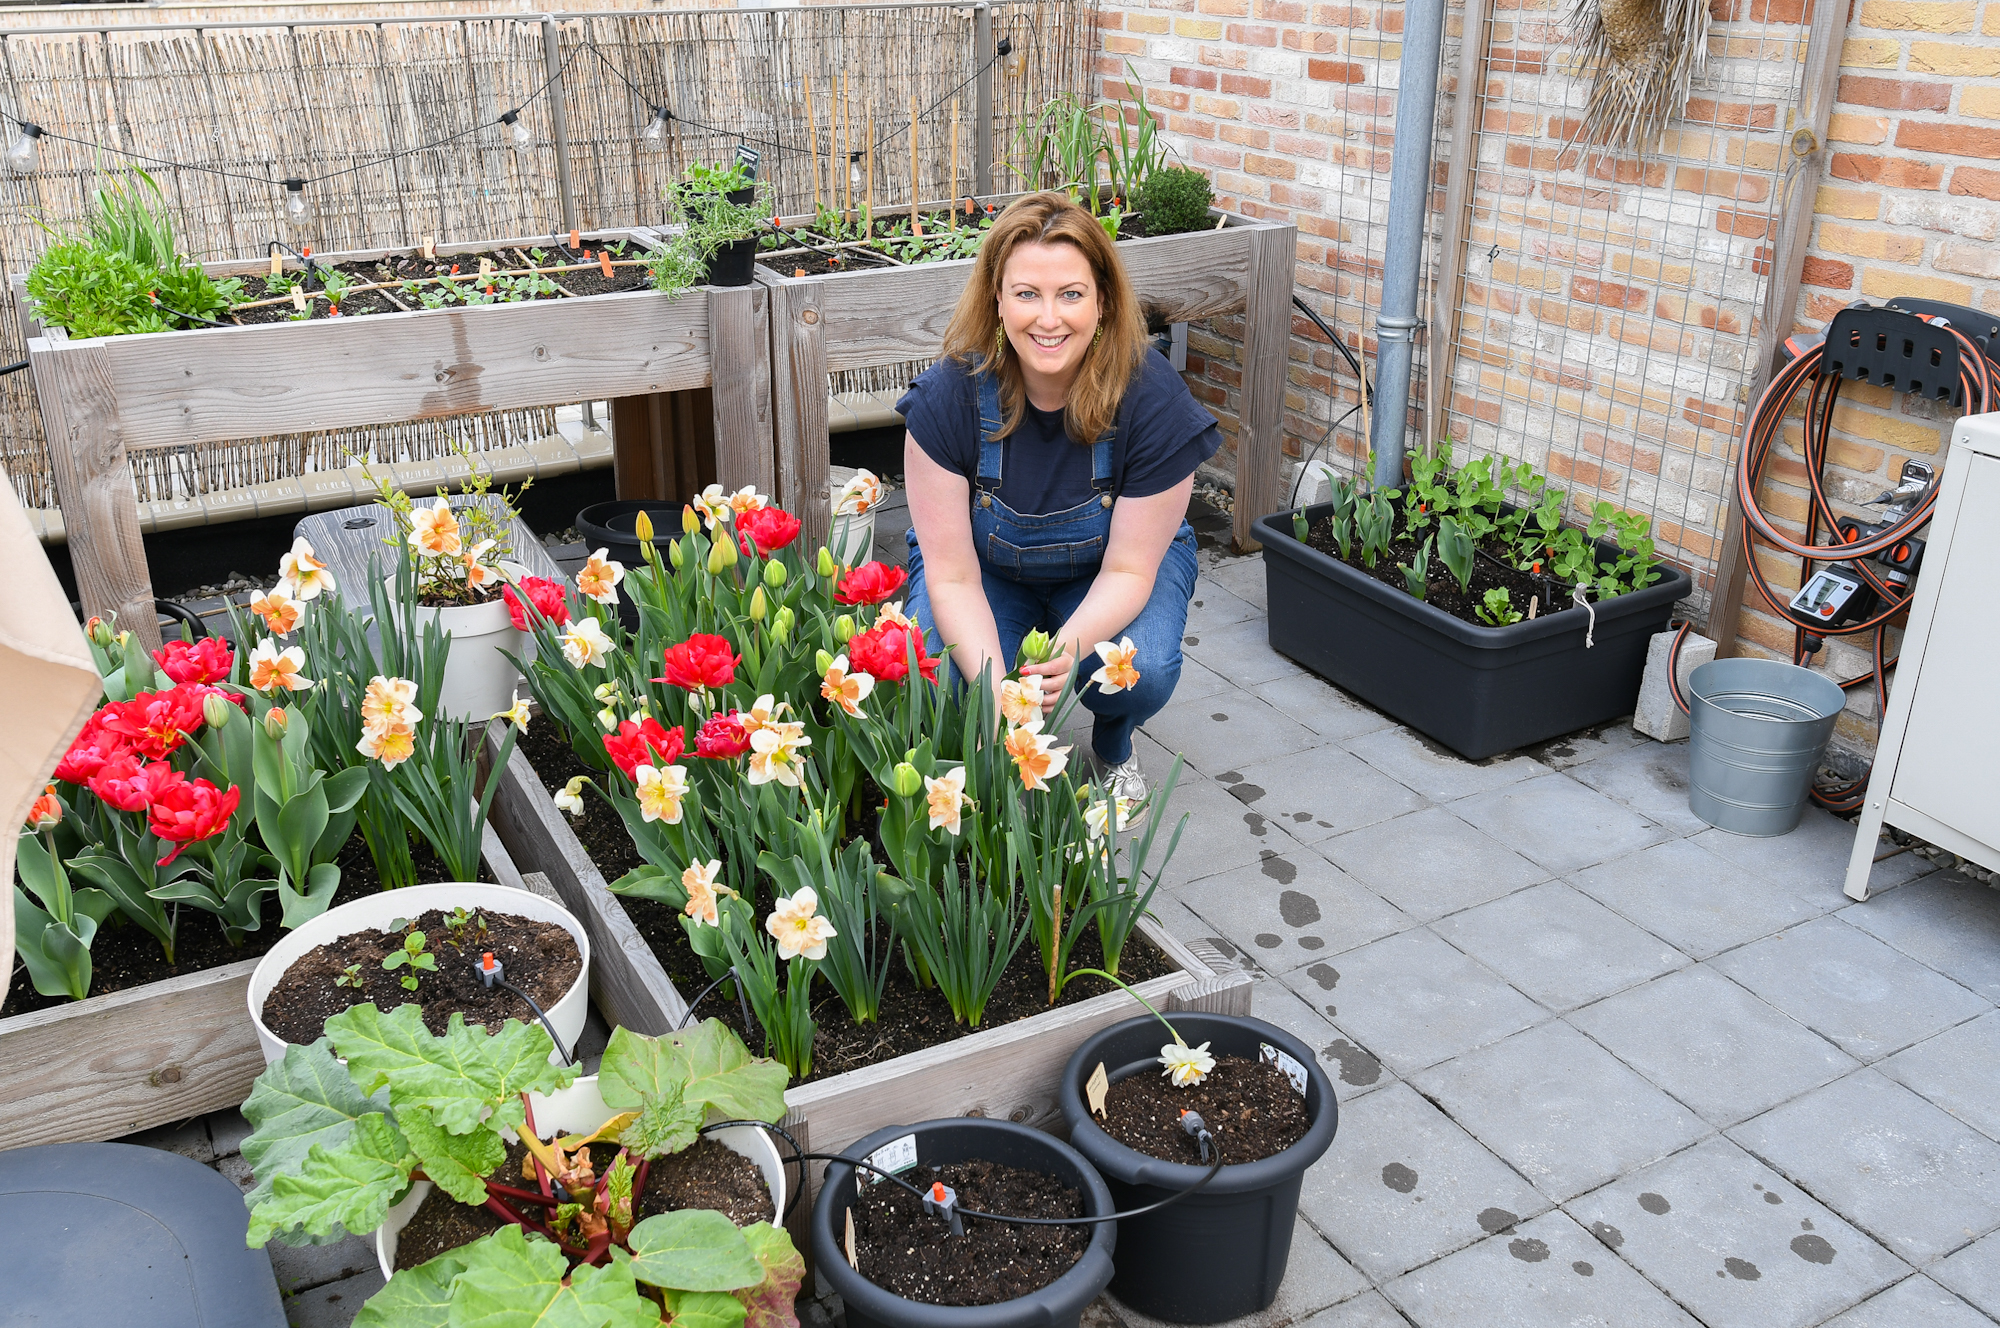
left=1368, top=0, right=1448, bottom=491
left=797, top=1144, right=1224, bottom=1228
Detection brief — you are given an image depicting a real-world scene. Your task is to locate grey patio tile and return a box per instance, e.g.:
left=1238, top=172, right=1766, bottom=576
left=1184, top=583, right=1263, bottom=635
left=1570, top=965, right=1858, bottom=1127
left=1382, top=1209, right=1701, bottom=1328
left=1167, top=654, right=1233, bottom=703
left=1841, top=872, right=2000, bottom=1003
left=1932, top=1229, right=2000, bottom=1319
left=124, top=1115, right=217, bottom=1164
left=1138, top=737, right=1291, bottom=892
left=1432, top=881, right=1689, bottom=1012
left=1178, top=851, right=1410, bottom=973
left=1182, top=614, right=1305, bottom=686
left=1288, top=1290, right=1409, bottom=1328
left=1692, top=806, right=1932, bottom=904
left=1317, top=807, right=1547, bottom=923
left=1881, top=1010, right=2000, bottom=1143
left=269, top=1233, right=380, bottom=1296
left=1709, top=915, right=1990, bottom=1063
left=1279, top=928, right=1544, bottom=1076
left=207, top=1107, right=253, bottom=1158
left=1252, top=981, right=1397, bottom=1099
left=1564, top=738, right=1712, bottom=836
left=1295, top=1081, right=1551, bottom=1283
left=1203, top=555, right=1268, bottom=610
left=1248, top=672, right=1396, bottom=742
left=1222, top=744, right=1429, bottom=844
left=284, top=1267, right=385, bottom=1328
left=1144, top=893, right=1262, bottom=978
left=1729, top=1069, right=2000, bottom=1265
left=1140, top=691, right=1321, bottom=778
left=1569, top=839, right=1825, bottom=961
left=1566, top=1135, right=1907, bottom=1328
left=1450, top=773, right=1671, bottom=876
left=1522, top=718, right=1650, bottom=771
left=1412, top=1022, right=1705, bottom=1201
left=1342, top=725, right=1542, bottom=802
left=1822, top=1276, right=1997, bottom=1328
left=1105, top=1217, right=1368, bottom=1328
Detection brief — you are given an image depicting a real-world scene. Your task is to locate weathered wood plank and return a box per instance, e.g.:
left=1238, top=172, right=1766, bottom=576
left=199, top=229, right=657, bottom=280
left=765, top=276, right=832, bottom=550
left=1234, top=223, right=1298, bottom=552
left=709, top=283, right=776, bottom=496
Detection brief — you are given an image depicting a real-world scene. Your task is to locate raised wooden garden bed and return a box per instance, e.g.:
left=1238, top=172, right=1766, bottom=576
left=0, top=824, right=530, bottom=1151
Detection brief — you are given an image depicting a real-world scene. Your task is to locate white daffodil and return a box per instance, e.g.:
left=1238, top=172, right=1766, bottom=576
left=924, top=765, right=969, bottom=836
left=492, top=693, right=531, bottom=732
left=746, top=722, right=811, bottom=787
left=277, top=537, right=335, bottom=601
left=1003, top=719, right=1070, bottom=792
left=560, top=617, right=614, bottom=669
left=834, top=469, right=883, bottom=516
left=1158, top=1039, right=1216, bottom=1088
left=247, top=637, right=314, bottom=694
left=554, top=776, right=588, bottom=819
left=1084, top=796, right=1135, bottom=842
left=634, top=763, right=689, bottom=824
left=767, top=886, right=837, bottom=962
left=820, top=654, right=875, bottom=719
left=407, top=496, right=463, bottom=559
left=692, top=484, right=735, bottom=530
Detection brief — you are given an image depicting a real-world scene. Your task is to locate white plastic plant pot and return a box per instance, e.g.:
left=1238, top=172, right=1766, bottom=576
left=246, top=881, right=592, bottom=1067
left=374, top=1074, right=787, bottom=1281
left=386, top=561, right=532, bottom=722
left=829, top=511, right=876, bottom=568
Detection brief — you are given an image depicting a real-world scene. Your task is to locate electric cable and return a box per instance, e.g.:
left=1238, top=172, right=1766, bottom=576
left=1287, top=293, right=1372, bottom=508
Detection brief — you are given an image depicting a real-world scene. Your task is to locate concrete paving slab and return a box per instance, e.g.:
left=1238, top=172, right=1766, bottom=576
left=1248, top=672, right=1396, bottom=742
left=1341, top=726, right=1542, bottom=802
left=1566, top=1135, right=1907, bottom=1328
left=1880, top=1010, right=2000, bottom=1144
left=1710, top=914, right=1991, bottom=1063
left=1144, top=893, right=1261, bottom=978
left=1412, top=1022, right=1706, bottom=1202
left=1570, top=965, right=1859, bottom=1127
left=1569, top=839, right=1826, bottom=961
left=1105, top=1217, right=1369, bottom=1328
left=1178, top=851, right=1410, bottom=973
left=1141, top=691, right=1321, bottom=778
left=1182, top=614, right=1307, bottom=686
left=1185, top=583, right=1263, bottom=635
left=1691, top=806, right=1931, bottom=903
left=1382, top=1209, right=1701, bottom=1328
left=1146, top=758, right=1302, bottom=892
left=1167, top=655, right=1234, bottom=703
left=1317, top=807, right=1548, bottom=923
left=1520, top=719, right=1651, bottom=772
left=125, top=1115, right=217, bottom=1164
left=1841, top=873, right=2000, bottom=1003
left=207, top=1107, right=253, bottom=1159
left=1729, top=1069, right=2000, bottom=1265
left=1821, top=1275, right=1997, bottom=1328
left=1564, top=738, right=1712, bottom=837
left=1449, top=773, right=1671, bottom=876
left=1280, top=928, right=1544, bottom=1077
left=1931, top=1229, right=2000, bottom=1319
left=269, top=1234, right=381, bottom=1296
left=1204, top=555, right=1268, bottom=610
left=1432, top=880, right=1690, bottom=1012
left=284, top=1267, right=386, bottom=1328
left=1287, top=1290, right=1410, bottom=1328
left=1295, top=1081, right=1551, bottom=1283
left=1252, top=980, right=1396, bottom=1099
left=1221, top=744, right=1430, bottom=844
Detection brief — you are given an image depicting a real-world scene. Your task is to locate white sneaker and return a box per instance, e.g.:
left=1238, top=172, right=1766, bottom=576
left=1103, top=754, right=1150, bottom=830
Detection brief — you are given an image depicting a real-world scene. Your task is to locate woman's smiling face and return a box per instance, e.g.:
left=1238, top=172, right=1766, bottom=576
left=998, top=240, right=1099, bottom=401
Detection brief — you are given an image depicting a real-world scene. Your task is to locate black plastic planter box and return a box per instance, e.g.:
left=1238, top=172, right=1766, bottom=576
left=1253, top=504, right=1692, bottom=760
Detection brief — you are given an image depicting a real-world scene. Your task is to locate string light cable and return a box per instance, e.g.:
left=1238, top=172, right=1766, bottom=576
left=1286, top=292, right=1373, bottom=508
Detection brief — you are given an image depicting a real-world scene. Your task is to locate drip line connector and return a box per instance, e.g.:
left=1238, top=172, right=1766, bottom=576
left=922, top=1181, right=964, bottom=1237
left=478, top=952, right=504, bottom=987
left=1179, top=1109, right=1213, bottom=1166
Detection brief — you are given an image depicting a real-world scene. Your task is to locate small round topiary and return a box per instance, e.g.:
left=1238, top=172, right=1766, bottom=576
left=1140, top=165, right=1215, bottom=237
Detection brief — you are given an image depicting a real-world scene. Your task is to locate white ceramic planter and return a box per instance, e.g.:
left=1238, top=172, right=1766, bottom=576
left=247, top=881, right=591, bottom=1066
left=375, top=1074, right=787, bottom=1280
left=829, top=510, right=876, bottom=568
left=390, top=561, right=531, bottom=722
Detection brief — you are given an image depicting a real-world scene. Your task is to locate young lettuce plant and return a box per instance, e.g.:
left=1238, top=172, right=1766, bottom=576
left=1476, top=588, right=1524, bottom=627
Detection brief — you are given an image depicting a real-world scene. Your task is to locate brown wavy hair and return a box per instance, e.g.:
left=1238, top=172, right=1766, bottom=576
left=941, top=191, right=1147, bottom=444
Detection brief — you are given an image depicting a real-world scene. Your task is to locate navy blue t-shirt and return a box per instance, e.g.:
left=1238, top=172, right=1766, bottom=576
left=896, top=350, right=1221, bottom=516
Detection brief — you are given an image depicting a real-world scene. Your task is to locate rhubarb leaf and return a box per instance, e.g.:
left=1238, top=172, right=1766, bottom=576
left=352, top=1248, right=467, bottom=1328
left=665, top=1290, right=749, bottom=1328
left=617, top=1077, right=705, bottom=1161
left=669, top=1019, right=789, bottom=1123
left=399, top=1109, right=507, bottom=1207
left=245, top=1112, right=414, bottom=1246
left=449, top=1227, right=658, bottom=1328
left=627, top=1209, right=766, bottom=1292
left=325, top=1003, right=577, bottom=1135
left=239, top=1038, right=389, bottom=1224
left=736, top=1223, right=805, bottom=1328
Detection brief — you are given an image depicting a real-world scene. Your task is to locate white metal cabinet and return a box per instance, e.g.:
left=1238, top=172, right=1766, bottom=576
left=1846, top=413, right=2000, bottom=900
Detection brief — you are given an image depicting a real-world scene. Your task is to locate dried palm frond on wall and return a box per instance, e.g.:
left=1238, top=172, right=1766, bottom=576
left=1564, top=0, right=1710, bottom=155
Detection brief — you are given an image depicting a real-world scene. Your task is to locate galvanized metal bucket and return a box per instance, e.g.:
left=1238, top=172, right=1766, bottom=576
left=1687, top=658, right=1847, bottom=836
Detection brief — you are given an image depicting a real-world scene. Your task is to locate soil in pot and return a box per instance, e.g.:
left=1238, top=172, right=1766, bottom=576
left=261, top=906, right=583, bottom=1044
left=1097, top=1056, right=1308, bottom=1166
left=0, top=831, right=494, bottom=1020
left=849, top=1159, right=1088, bottom=1305
left=519, top=722, right=1172, bottom=1084
left=393, top=1135, right=770, bottom=1271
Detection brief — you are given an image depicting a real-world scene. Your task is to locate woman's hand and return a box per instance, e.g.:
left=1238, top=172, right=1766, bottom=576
left=1022, top=652, right=1073, bottom=712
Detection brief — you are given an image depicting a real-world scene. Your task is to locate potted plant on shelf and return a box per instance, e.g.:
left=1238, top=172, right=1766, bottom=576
left=1254, top=446, right=1693, bottom=759
left=674, top=160, right=771, bottom=289
left=810, top=1116, right=1117, bottom=1328
left=240, top=1008, right=799, bottom=1325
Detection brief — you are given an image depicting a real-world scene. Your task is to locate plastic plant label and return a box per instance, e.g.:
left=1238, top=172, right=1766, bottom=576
left=422, top=236, right=435, bottom=260
left=1260, top=1043, right=1307, bottom=1097
left=569, top=229, right=582, bottom=251
left=863, top=1133, right=918, bottom=1186
left=845, top=1207, right=858, bottom=1268
left=269, top=249, right=282, bottom=277
left=1086, top=1062, right=1109, bottom=1118
left=290, top=287, right=308, bottom=313
left=599, top=250, right=615, bottom=279
left=478, top=257, right=494, bottom=278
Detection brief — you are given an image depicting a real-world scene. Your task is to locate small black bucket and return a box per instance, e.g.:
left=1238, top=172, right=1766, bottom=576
left=575, top=499, right=680, bottom=629
left=1061, top=1013, right=1339, bottom=1324
left=811, top=1118, right=1117, bottom=1328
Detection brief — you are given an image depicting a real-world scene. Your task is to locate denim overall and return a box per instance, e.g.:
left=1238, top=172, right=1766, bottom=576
left=906, top=373, right=1198, bottom=765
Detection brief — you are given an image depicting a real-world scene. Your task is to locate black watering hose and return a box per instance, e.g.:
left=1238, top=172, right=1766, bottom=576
left=472, top=957, right=578, bottom=1065
left=676, top=967, right=757, bottom=1036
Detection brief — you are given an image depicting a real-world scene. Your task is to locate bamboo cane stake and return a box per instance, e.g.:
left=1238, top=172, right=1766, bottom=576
left=843, top=70, right=854, bottom=224
left=909, top=95, right=921, bottom=232
left=865, top=105, right=876, bottom=232
left=950, top=97, right=960, bottom=228
left=805, top=74, right=822, bottom=211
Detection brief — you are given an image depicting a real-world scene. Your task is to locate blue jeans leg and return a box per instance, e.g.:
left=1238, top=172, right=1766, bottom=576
left=1050, top=524, right=1199, bottom=765
left=905, top=530, right=1053, bottom=689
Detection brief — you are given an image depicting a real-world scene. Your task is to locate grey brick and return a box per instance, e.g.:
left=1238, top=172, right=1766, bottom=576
left=1633, top=628, right=1713, bottom=742
left=1289, top=1291, right=1411, bottom=1328
left=1251, top=980, right=1396, bottom=1099
left=1565, top=738, right=1712, bottom=837
left=1522, top=719, right=1650, bottom=771
left=1178, top=851, right=1409, bottom=973
left=122, top=1115, right=215, bottom=1164
left=1182, top=614, right=1306, bottom=686
left=1249, top=672, right=1395, bottom=743
left=1432, top=880, right=1689, bottom=1012
left=1203, top=555, right=1268, bottom=610
left=1222, top=744, right=1429, bottom=844
left=1691, top=807, right=1931, bottom=904
left=269, top=1234, right=379, bottom=1295
left=1184, top=584, right=1263, bottom=635
left=1140, top=691, right=1321, bottom=778
left=1932, top=1230, right=2000, bottom=1319
left=1822, top=1276, right=1997, bottom=1328
left=1841, top=872, right=2000, bottom=1003
left=1880, top=1010, right=2000, bottom=1144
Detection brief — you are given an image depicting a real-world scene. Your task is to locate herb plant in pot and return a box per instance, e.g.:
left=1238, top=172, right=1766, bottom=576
left=812, top=1117, right=1117, bottom=1328
left=1061, top=1010, right=1338, bottom=1324
left=675, top=161, right=769, bottom=288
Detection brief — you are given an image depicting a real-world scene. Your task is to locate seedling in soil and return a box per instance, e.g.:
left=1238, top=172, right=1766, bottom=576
left=444, top=906, right=488, bottom=951
left=382, top=929, right=436, bottom=990
left=334, top=962, right=365, bottom=990
left=1398, top=536, right=1433, bottom=602
left=1476, top=587, right=1524, bottom=627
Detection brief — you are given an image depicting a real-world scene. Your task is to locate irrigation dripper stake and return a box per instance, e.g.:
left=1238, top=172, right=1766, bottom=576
left=1179, top=1109, right=1213, bottom=1165
left=479, top=952, right=503, bottom=987
left=922, top=1181, right=965, bottom=1237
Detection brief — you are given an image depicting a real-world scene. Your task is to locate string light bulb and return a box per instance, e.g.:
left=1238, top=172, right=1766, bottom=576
left=282, top=178, right=312, bottom=230
left=640, top=106, right=671, bottom=149
left=6, top=122, right=41, bottom=174
left=848, top=151, right=863, bottom=191
left=500, top=109, right=531, bottom=151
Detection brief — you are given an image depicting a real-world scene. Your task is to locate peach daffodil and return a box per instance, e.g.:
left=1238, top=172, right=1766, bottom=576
left=820, top=655, right=875, bottom=719
left=767, top=887, right=837, bottom=962
left=746, top=722, right=811, bottom=788
left=358, top=721, right=417, bottom=771
left=833, top=469, right=883, bottom=517
left=247, top=586, right=304, bottom=636
left=1003, top=720, right=1070, bottom=792
left=728, top=486, right=768, bottom=519
left=361, top=675, right=422, bottom=732
left=277, top=537, right=335, bottom=601
left=682, top=859, right=733, bottom=927
left=739, top=694, right=792, bottom=737
left=634, top=763, right=689, bottom=824
left=457, top=538, right=500, bottom=592
left=577, top=549, right=625, bottom=605
left=1090, top=637, right=1141, bottom=695
left=1000, top=674, right=1045, bottom=728
left=924, top=765, right=968, bottom=836
left=560, top=618, right=614, bottom=669
left=408, top=496, right=463, bottom=558
left=247, top=638, right=313, bottom=695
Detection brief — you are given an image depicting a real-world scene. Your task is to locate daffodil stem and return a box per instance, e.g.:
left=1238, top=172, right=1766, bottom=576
left=1058, top=967, right=1183, bottom=1045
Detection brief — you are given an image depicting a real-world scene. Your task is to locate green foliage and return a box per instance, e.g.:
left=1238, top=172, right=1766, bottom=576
left=1435, top=515, right=1476, bottom=592
left=627, top=1210, right=768, bottom=1292
left=1139, top=164, right=1214, bottom=236
left=890, top=858, right=1030, bottom=1028
left=381, top=930, right=436, bottom=991
left=1477, top=587, right=1524, bottom=627
left=597, top=1019, right=788, bottom=1159
left=1354, top=488, right=1397, bottom=568
left=683, top=160, right=755, bottom=194
left=24, top=242, right=169, bottom=338
left=27, top=170, right=235, bottom=336
left=1102, top=63, right=1168, bottom=204
left=1398, top=536, right=1432, bottom=601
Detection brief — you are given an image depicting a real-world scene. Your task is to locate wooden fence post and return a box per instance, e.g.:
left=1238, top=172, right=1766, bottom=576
left=763, top=273, right=832, bottom=552
left=708, top=282, right=776, bottom=496
left=1233, top=222, right=1296, bottom=553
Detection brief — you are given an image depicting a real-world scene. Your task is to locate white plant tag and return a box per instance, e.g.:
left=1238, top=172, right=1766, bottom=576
left=269, top=250, right=282, bottom=277
left=844, top=1207, right=858, bottom=1268
left=864, top=1133, right=918, bottom=1185
left=1086, top=1062, right=1110, bottom=1118
left=1261, top=1042, right=1307, bottom=1097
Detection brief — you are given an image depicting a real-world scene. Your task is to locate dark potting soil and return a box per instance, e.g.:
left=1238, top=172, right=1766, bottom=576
left=260, top=906, right=583, bottom=1045
left=517, top=720, right=1174, bottom=1085
left=1303, top=512, right=1589, bottom=626
left=224, top=242, right=652, bottom=327
left=0, top=831, right=495, bottom=1020
left=392, top=1135, right=772, bottom=1271
left=1097, top=1055, right=1309, bottom=1166
left=849, top=1159, right=1088, bottom=1305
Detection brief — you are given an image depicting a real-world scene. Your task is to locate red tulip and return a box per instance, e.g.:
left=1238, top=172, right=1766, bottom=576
left=152, top=637, right=235, bottom=685
left=503, top=576, right=572, bottom=631
left=603, top=718, right=687, bottom=780
left=654, top=633, right=741, bottom=692
left=24, top=785, right=61, bottom=831
left=149, top=777, right=242, bottom=865
left=736, top=506, right=803, bottom=557
left=847, top=621, right=938, bottom=685
left=692, top=710, right=753, bottom=759
left=55, top=711, right=133, bottom=785
left=91, top=759, right=186, bottom=814
left=100, top=685, right=213, bottom=760
left=834, top=561, right=909, bottom=607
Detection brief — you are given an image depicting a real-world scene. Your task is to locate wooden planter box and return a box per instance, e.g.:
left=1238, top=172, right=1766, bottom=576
left=16, top=229, right=774, bottom=654
left=752, top=204, right=1298, bottom=553
left=0, top=825, right=530, bottom=1151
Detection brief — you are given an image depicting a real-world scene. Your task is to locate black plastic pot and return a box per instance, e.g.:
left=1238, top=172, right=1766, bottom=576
left=686, top=185, right=760, bottom=287
left=1253, top=504, right=1692, bottom=760
left=1061, top=1013, right=1338, bottom=1325
left=812, top=1118, right=1117, bottom=1328
left=576, top=499, right=680, bottom=628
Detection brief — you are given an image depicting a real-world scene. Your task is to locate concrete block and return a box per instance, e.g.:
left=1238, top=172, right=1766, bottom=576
left=1635, top=629, right=1715, bottom=742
